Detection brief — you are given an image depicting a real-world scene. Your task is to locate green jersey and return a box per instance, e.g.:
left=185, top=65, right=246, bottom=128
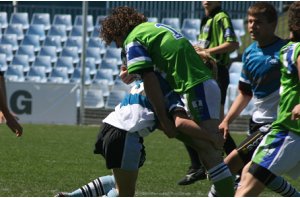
left=124, top=22, right=212, bottom=94
left=272, top=41, right=300, bottom=134
left=198, top=8, right=237, bottom=66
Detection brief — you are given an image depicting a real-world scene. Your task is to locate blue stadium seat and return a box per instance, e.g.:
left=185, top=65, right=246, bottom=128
left=5, top=24, right=24, bottom=40
left=86, top=47, right=102, bottom=65
left=232, top=19, right=245, bottom=36
left=27, top=24, right=46, bottom=41
left=11, top=54, right=30, bottom=72
left=84, top=89, right=105, bottom=108
left=105, top=90, right=127, bottom=109
left=10, top=12, right=29, bottom=30
left=43, top=36, right=62, bottom=53
left=60, top=47, right=79, bottom=64
left=48, top=68, right=69, bottom=84
left=0, top=12, right=8, bottom=29
left=77, top=58, right=97, bottom=75
left=181, top=18, right=201, bottom=35
left=87, top=37, right=106, bottom=55
left=21, top=34, right=41, bottom=52
left=0, top=34, right=19, bottom=51
left=31, top=13, right=51, bottom=31
left=181, top=28, right=198, bottom=44
left=69, top=25, right=83, bottom=37
left=39, top=46, right=57, bottom=64
left=26, top=66, right=47, bottom=83
left=93, top=68, right=114, bottom=86
left=147, top=17, right=159, bottom=23
left=90, top=81, right=110, bottom=97
left=55, top=56, right=74, bottom=75
left=4, top=65, right=25, bottom=82
left=74, top=15, right=94, bottom=33
left=0, top=54, right=8, bottom=72
left=48, top=25, right=67, bottom=42
left=32, top=55, right=52, bottom=74
left=0, top=44, right=13, bottom=62
left=17, top=45, right=36, bottom=63
left=103, top=47, right=122, bottom=65
left=91, top=26, right=100, bottom=38
left=100, top=58, right=119, bottom=76
left=53, top=14, right=72, bottom=31
left=70, top=67, right=92, bottom=85
left=161, top=17, right=180, bottom=30
left=95, top=15, right=106, bottom=28
left=65, top=36, right=83, bottom=53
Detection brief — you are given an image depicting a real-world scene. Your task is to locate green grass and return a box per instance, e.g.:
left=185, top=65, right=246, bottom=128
left=0, top=124, right=298, bottom=196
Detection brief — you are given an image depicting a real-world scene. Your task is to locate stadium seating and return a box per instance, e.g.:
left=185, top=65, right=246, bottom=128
left=31, top=13, right=51, bottom=31
left=5, top=24, right=24, bottom=40
left=53, top=14, right=72, bottom=31
left=60, top=47, right=80, bottom=64
left=93, top=68, right=114, bottom=86
left=161, top=17, right=181, bottom=30
left=39, top=46, right=58, bottom=64
left=181, top=28, right=198, bottom=44
left=77, top=58, right=97, bottom=75
left=147, top=17, right=159, bottom=23
left=69, top=25, right=83, bottom=37
left=10, top=12, right=29, bottom=30
left=86, top=47, right=102, bottom=65
left=90, top=26, right=100, bottom=38
left=0, top=54, right=8, bottom=72
left=16, top=45, right=36, bottom=63
left=70, top=67, right=92, bottom=85
left=232, top=19, right=245, bottom=36
left=181, top=18, right=201, bottom=35
left=103, top=47, right=122, bottom=66
left=0, top=12, right=8, bottom=29
left=95, top=15, right=106, bottom=28
left=48, top=68, right=69, bottom=83
left=5, top=65, right=25, bottom=82
left=26, top=66, right=47, bottom=83
left=32, top=55, right=52, bottom=73
left=27, top=24, right=46, bottom=41
left=84, top=89, right=105, bottom=108
left=43, top=36, right=62, bottom=53
left=0, top=34, right=19, bottom=51
left=48, top=25, right=68, bottom=42
left=87, top=37, right=106, bottom=55
left=74, top=15, right=94, bottom=33
left=21, top=34, right=41, bottom=52
left=65, top=36, right=83, bottom=53
left=11, top=54, right=30, bottom=72
left=99, top=58, right=119, bottom=76
left=0, top=44, right=13, bottom=62
left=90, top=81, right=110, bottom=97
left=104, top=90, right=127, bottom=109
left=55, top=56, right=75, bottom=75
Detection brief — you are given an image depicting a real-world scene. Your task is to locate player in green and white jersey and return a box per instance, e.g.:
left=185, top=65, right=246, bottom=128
left=100, top=6, right=234, bottom=197
left=236, top=2, right=300, bottom=196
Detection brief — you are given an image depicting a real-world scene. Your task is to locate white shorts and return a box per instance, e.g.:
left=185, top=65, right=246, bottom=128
left=252, top=130, right=300, bottom=179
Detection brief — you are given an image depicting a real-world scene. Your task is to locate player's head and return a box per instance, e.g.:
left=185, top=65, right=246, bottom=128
left=247, top=2, right=277, bottom=42
left=100, top=6, right=147, bottom=48
left=288, top=1, right=300, bottom=41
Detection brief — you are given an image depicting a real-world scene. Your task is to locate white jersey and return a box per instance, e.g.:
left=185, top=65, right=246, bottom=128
left=103, top=81, right=156, bottom=137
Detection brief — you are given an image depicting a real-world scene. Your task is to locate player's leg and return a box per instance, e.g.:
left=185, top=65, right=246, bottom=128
left=112, top=168, right=139, bottom=197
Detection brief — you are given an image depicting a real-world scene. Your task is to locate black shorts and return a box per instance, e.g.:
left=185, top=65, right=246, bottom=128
left=236, top=120, right=272, bottom=164
left=94, top=123, right=146, bottom=171
left=217, top=65, right=229, bottom=105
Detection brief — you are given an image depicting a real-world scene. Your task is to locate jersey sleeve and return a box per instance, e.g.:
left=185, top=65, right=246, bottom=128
left=125, top=41, right=154, bottom=74
left=283, top=42, right=300, bottom=75
left=218, top=16, right=237, bottom=43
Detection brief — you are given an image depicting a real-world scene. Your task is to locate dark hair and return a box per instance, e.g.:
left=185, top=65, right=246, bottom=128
left=248, top=2, right=277, bottom=23
left=100, top=6, right=147, bottom=45
left=288, top=1, right=300, bottom=40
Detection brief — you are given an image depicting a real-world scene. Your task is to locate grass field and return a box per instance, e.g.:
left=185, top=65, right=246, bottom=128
left=0, top=123, right=298, bottom=197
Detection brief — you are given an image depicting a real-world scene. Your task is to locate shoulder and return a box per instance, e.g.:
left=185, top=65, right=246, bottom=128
left=214, top=11, right=231, bottom=21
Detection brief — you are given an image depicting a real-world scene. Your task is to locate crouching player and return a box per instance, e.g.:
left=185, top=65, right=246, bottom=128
left=56, top=72, right=203, bottom=197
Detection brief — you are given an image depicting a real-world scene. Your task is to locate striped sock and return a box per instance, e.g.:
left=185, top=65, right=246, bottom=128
left=69, top=175, right=115, bottom=197
left=207, top=162, right=234, bottom=197
left=267, top=176, right=300, bottom=197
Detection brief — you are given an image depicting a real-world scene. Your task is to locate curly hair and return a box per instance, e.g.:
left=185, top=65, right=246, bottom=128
left=288, top=1, right=300, bottom=40
left=100, top=6, right=147, bottom=45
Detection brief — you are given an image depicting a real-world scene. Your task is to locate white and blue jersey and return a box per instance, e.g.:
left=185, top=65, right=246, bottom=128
left=103, top=74, right=185, bottom=137
left=240, top=38, right=287, bottom=123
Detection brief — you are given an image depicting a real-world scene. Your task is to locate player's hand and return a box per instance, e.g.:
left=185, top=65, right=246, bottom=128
left=291, top=104, right=300, bottom=120
left=3, top=112, right=23, bottom=137
left=119, top=65, right=136, bottom=84
left=219, top=120, right=230, bottom=139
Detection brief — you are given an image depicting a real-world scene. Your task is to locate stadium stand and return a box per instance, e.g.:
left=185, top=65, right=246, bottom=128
left=43, top=36, right=62, bottom=53
left=39, top=46, right=57, bottom=64
left=11, top=54, right=30, bottom=72
left=0, top=34, right=19, bottom=51
left=5, top=23, right=24, bottom=40
left=93, top=68, right=114, bottom=86
left=48, top=67, right=69, bottom=84
left=16, top=45, right=36, bottom=63
left=104, top=90, right=127, bottom=110
left=0, top=11, right=8, bottom=29
left=84, top=89, right=105, bottom=108
left=48, top=25, right=68, bottom=42
left=99, top=58, right=119, bottom=76
left=55, top=56, right=75, bottom=75
left=86, top=47, right=102, bottom=65
left=52, top=14, right=72, bottom=31
left=27, top=24, right=46, bottom=41
left=181, top=18, right=201, bottom=35
left=31, top=13, right=51, bottom=31
left=70, top=67, right=92, bottom=86
left=21, top=34, right=41, bottom=52
left=10, top=12, right=29, bottom=30
left=5, top=65, right=25, bottom=82
left=74, top=15, right=94, bottom=33
left=65, top=36, right=83, bottom=53
left=32, top=55, right=52, bottom=74
left=26, top=66, right=47, bottom=83
left=0, top=54, right=8, bottom=72
left=78, top=58, right=97, bottom=75
left=60, top=46, right=80, bottom=65
left=161, top=17, right=181, bottom=31
left=0, top=44, right=13, bottom=62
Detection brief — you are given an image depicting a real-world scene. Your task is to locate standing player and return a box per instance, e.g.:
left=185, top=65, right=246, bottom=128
left=235, top=1, right=300, bottom=196
left=101, top=6, right=235, bottom=196
left=178, top=1, right=240, bottom=185
left=208, top=2, right=299, bottom=196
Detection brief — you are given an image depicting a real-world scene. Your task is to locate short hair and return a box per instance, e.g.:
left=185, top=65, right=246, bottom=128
left=100, top=6, right=147, bottom=45
left=288, top=1, right=300, bottom=37
left=247, top=2, right=277, bottom=23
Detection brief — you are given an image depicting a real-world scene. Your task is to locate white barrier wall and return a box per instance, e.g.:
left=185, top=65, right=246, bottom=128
left=6, top=82, right=78, bottom=125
